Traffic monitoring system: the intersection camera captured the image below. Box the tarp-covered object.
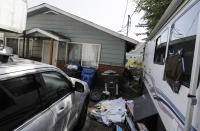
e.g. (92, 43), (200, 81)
(90, 98), (134, 126)
(163, 54), (184, 93)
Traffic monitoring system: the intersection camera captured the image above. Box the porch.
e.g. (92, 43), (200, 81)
(24, 28), (69, 69)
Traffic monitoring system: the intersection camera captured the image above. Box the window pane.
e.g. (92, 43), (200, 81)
(154, 29), (168, 64)
(168, 1), (200, 87)
(58, 42), (66, 60)
(41, 72), (72, 107)
(6, 38), (18, 54)
(68, 44), (82, 64)
(0, 75), (41, 131)
(68, 43), (100, 68)
(81, 44), (99, 68)
(2, 75), (38, 96)
(19, 39), (33, 57)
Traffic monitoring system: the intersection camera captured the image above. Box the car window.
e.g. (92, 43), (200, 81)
(2, 75), (39, 96)
(0, 75), (42, 131)
(40, 72), (73, 107)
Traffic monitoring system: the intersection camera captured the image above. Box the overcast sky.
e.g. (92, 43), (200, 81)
(28, 0), (146, 42)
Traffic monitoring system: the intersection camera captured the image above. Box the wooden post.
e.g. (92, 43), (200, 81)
(49, 39), (54, 65)
(26, 37), (29, 57)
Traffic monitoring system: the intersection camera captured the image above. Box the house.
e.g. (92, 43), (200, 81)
(4, 3), (139, 82)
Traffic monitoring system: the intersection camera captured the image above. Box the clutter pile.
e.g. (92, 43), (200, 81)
(90, 97), (134, 126)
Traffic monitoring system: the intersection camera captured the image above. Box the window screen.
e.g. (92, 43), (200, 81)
(154, 29), (168, 65)
(40, 72), (72, 107)
(168, 1), (200, 87)
(0, 75), (41, 131)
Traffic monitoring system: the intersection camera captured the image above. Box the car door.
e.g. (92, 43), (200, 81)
(0, 74), (55, 131)
(39, 71), (74, 131)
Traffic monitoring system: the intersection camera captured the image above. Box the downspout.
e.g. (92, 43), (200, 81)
(184, 13), (200, 131)
(22, 31), (26, 58)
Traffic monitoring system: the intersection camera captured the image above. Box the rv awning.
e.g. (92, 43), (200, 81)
(25, 28), (69, 42)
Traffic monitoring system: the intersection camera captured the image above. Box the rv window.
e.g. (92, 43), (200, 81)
(154, 29), (168, 65)
(168, 1), (200, 87)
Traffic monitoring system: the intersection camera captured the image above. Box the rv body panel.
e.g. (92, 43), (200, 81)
(0, 0), (27, 33)
(143, 0), (200, 130)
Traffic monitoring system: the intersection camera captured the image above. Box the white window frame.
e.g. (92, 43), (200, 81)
(67, 42), (101, 68)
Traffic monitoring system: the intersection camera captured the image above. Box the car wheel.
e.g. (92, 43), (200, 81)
(76, 99), (88, 130)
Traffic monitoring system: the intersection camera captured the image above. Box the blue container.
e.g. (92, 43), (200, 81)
(81, 68), (96, 89)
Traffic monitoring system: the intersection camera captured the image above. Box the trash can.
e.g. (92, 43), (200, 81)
(66, 62), (82, 79)
(81, 67), (96, 89)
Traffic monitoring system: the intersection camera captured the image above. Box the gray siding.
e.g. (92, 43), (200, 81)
(26, 13), (125, 66)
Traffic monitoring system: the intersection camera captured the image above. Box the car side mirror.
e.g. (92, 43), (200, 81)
(75, 82), (84, 92)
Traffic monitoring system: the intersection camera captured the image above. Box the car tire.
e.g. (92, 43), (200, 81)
(76, 98), (88, 130)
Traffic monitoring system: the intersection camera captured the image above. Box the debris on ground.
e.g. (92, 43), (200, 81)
(137, 123), (148, 131)
(90, 97), (134, 126)
(90, 89), (103, 102)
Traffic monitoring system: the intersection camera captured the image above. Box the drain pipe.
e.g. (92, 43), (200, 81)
(184, 13), (200, 131)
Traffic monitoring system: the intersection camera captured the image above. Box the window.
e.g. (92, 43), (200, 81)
(58, 42), (66, 60)
(0, 75), (42, 131)
(40, 72), (72, 107)
(68, 43), (100, 68)
(6, 38), (33, 57)
(167, 1), (200, 87)
(18, 38), (33, 57)
(154, 29), (168, 65)
(6, 38), (18, 54)
(2, 75), (39, 96)
(0, 33), (4, 49)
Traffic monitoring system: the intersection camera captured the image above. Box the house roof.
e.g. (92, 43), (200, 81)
(25, 28), (69, 42)
(28, 3), (139, 45)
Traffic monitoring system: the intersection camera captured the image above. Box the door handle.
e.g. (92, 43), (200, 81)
(57, 106), (65, 115)
(59, 107), (64, 110)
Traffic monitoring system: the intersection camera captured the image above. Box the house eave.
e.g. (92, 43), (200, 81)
(28, 3), (139, 45)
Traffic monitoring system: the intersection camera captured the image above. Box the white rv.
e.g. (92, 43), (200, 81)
(0, 0), (27, 33)
(142, 0), (200, 131)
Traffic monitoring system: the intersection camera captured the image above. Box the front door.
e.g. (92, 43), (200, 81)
(42, 40), (58, 66)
